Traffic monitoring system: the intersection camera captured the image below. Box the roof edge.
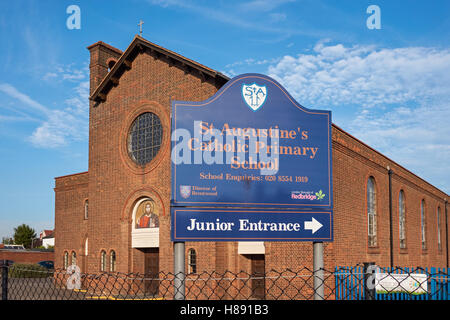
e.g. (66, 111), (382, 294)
(54, 171), (88, 180)
(87, 41), (123, 55)
(89, 35), (229, 102)
(332, 123), (449, 198)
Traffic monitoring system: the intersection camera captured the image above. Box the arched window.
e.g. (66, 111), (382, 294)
(84, 200), (88, 220)
(63, 252), (69, 269)
(127, 112), (163, 166)
(367, 177), (377, 247)
(110, 250), (116, 272)
(188, 249), (197, 274)
(437, 207), (442, 251)
(71, 251), (77, 266)
(84, 238), (88, 256)
(100, 250), (106, 272)
(107, 59), (117, 71)
(421, 200), (426, 250)
(399, 190), (406, 249)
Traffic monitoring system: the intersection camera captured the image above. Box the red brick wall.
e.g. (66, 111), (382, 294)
(0, 250), (54, 264)
(87, 41), (122, 94)
(86, 42), (222, 275)
(54, 171), (88, 271)
(332, 125), (448, 268)
(54, 40), (449, 280)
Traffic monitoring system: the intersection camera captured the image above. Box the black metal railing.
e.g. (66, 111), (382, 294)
(1, 261), (449, 300)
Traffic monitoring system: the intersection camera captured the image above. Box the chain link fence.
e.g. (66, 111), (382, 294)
(335, 265), (450, 300)
(1, 261), (449, 300)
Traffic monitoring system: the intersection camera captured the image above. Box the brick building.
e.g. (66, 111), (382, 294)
(0, 249), (54, 265)
(54, 36), (448, 283)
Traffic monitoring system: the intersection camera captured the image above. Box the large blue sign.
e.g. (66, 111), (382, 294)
(171, 73), (333, 211)
(171, 208), (333, 242)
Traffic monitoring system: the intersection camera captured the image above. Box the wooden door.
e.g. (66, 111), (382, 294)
(250, 254), (265, 299)
(144, 248), (159, 295)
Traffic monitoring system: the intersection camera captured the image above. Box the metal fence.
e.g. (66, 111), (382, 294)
(1, 261), (449, 300)
(335, 265), (450, 300)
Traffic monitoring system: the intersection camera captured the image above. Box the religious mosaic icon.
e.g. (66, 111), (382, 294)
(136, 199), (159, 229)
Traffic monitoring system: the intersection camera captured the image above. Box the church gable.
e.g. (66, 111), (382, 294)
(89, 35), (229, 105)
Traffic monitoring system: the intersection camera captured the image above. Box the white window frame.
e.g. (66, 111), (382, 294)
(188, 248), (197, 274)
(421, 200), (426, 250)
(367, 177), (377, 247)
(110, 250), (116, 272)
(84, 200), (88, 220)
(399, 191), (406, 249)
(100, 250), (106, 272)
(437, 207), (441, 251)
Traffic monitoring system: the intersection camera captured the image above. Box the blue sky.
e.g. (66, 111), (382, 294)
(0, 0), (449, 240)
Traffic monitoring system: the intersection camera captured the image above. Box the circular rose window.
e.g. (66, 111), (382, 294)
(127, 112), (163, 166)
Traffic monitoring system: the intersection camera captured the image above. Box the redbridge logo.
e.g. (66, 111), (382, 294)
(291, 190), (326, 201)
(291, 191), (317, 201)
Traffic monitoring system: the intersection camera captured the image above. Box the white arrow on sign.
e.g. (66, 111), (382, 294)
(304, 217), (323, 234)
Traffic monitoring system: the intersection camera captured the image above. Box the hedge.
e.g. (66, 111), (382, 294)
(8, 263), (54, 278)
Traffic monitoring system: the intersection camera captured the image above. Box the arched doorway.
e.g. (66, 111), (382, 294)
(131, 197), (160, 295)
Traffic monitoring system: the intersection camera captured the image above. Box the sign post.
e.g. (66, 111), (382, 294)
(170, 73), (334, 299)
(173, 241), (185, 300)
(313, 242), (324, 300)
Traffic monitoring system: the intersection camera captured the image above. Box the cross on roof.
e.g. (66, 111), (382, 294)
(138, 20), (144, 37)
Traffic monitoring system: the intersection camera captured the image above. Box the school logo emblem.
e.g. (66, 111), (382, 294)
(242, 83), (267, 111)
(180, 185), (192, 199)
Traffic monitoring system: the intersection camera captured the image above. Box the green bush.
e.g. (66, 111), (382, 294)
(8, 263), (53, 278)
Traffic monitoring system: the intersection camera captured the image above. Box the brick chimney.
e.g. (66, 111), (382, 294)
(87, 41), (123, 96)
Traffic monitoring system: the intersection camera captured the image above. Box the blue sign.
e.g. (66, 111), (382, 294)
(171, 73), (333, 211)
(171, 208), (333, 242)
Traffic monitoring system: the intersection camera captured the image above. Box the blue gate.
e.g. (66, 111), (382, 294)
(335, 266), (450, 300)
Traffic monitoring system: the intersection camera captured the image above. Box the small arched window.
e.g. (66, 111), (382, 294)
(107, 58), (117, 72)
(84, 238), (88, 256)
(188, 249), (197, 274)
(437, 207), (442, 251)
(63, 252), (69, 269)
(100, 250), (107, 272)
(110, 250), (116, 272)
(71, 251), (77, 266)
(399, 190), (406, 249)
(367, 177), (377, 247)
(421, 200), (426, 250)
(84, 200), (88, 220)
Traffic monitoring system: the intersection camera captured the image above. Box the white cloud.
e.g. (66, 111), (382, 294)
(62, 70), (86, 81)
(351, 101), (450, 193)
(0, 83), (50, 117)
(266, 42), (450, 193)
(225, 57), (281, 70)
(239, 0), (295, 12)
(268, 44), (450, 109)
(29, 80), (89, 148)
(148, 0), (181, 7)
(42, 72), (58, 81)
(147, 0), (327, 38)
(0, 64), (89, 149)
(43, 64), (88, 83)
(64, 80), (89, 115)
(30, 121), (67, 148)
